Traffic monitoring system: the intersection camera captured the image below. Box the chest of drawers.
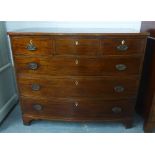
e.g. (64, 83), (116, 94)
(8, 29), (148, 128)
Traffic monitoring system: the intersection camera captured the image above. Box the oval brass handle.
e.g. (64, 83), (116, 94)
(116, 40), (128, 51)
(115, 64), (127, 71)
(114, 85), (124, 93)
(31, 84), (40, 91)
(28, 62), (38, 70)
(112, 107), (122, 114)
(33, 104), (43, 111)
(117, 44), (128, 51)
(26, 40), (37, 51)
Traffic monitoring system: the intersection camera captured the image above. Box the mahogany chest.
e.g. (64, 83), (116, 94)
(8, 28), (148, 128)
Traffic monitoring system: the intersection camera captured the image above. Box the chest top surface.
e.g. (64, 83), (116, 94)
(7, 27), (149, 36)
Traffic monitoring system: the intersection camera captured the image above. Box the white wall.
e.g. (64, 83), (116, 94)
(6, 21), (141, 32)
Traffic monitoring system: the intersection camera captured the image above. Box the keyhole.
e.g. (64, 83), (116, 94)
(30, 39), (33, 44)
(75, 41), (78, 45)
(75, 59), (79, 65)
(75, 102), (79, 107)
(121, 40), (125, 45)
(75, 81), (78, 86)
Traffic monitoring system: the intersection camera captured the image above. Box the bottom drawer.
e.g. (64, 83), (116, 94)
(20, 97), (135, 120)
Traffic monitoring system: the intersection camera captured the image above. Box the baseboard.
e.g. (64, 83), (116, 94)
(0, 94), (18, 123)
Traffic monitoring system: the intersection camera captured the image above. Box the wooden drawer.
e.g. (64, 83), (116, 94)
(21, 97), (135, 120)
(55, 37), (100, 56)
(18, 76), (139, 99)
(101, 38), (146, 55)
(14, 55), (143, 76)
(11, 36), (53, 56)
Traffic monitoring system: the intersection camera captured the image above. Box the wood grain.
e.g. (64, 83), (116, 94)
(101, 38), (146, 55)
(18, 76), (139, 99)
(11, 36), (53, 56)
(20, 96), (135, 119)
(14, 55), (143, 76)
(55, 38), (100, 56)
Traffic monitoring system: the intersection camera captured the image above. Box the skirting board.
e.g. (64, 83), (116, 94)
(0, 94), (18, 123)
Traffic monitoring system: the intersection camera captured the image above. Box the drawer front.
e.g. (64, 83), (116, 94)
(101, 38), (146, 55)
(21, 97), (135, 119)
(55, 38), (100, 55)
(11, 36), (53, 56)
(18, 76), (139, 99)
(14, 55), (143, 76)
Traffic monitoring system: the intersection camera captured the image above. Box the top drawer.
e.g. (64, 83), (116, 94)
(101, 38), (146, 55)
(55, 37), (100, 56)
(11, 36), (53, 56)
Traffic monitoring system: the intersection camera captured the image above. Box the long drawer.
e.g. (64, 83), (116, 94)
(18, 76), (139, 99)
(21, 97), (135, 120)
(14, 55), (143, 76)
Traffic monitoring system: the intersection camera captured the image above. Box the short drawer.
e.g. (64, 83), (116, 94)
(20, 97), (135, 120)
(14, 55), (143, 76)
(18, 76), (139, 99)
(11, 36), (53, 55)
(55, 37), (100, 56)
(101, 38), (146, 55)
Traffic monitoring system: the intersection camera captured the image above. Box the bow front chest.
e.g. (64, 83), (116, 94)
(8, 28), (148, 128)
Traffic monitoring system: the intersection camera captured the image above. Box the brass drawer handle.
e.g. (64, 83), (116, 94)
(117, 40), (128, 51)
(28, 62), (38, 70)
(115, 64), (127, 71)
(26, 40), (37, 51)
(114, 85), (124, 93)
(112, 107), (122, 114)
(31, 84), (40, 91)
(33, 104), (43, 111)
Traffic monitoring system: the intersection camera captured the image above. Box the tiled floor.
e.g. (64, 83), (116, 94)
(0, 104), (145, 133)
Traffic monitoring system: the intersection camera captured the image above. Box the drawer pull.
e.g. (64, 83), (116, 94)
(114, 85), (124, 93)
(31, 84), (40, 91)
(75, 80), (79, 86)
(33, 104), (43, 111)
(75, 41), (79, 45)
(75, 102), (79, 107)
(117, 40), (128, 51)
(26, 40), (37, 51)
(112, 107), (122, 114)
(75, 59), (79, 65)
(28, 62), (38, 70)
(115, 64), (127, 71)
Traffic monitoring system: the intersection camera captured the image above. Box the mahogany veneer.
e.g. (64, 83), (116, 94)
(8, 29), (148, 128)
